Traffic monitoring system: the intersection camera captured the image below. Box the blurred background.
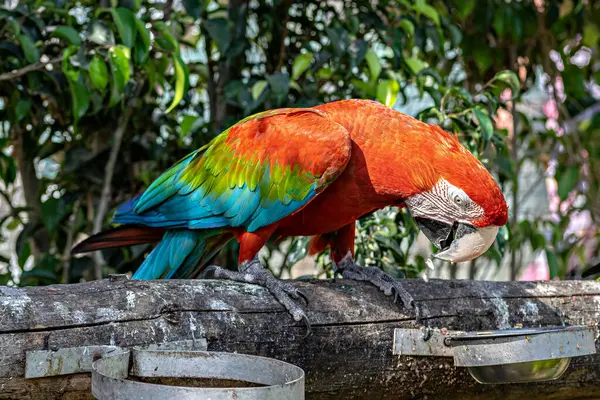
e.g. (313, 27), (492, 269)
(0, 0), (598, 286)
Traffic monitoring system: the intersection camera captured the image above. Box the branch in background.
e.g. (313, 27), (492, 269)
(275, 0), (292, 72)
(163, 0), (174, 20)
(91, 84), (143, 280)
(61, 199), (80, 283)
(508, 43), (521, 281)
(12, 126), (49, 260)
(204, 0), (248, 132)
(0, 58), (61, 81)
(563, 103), (600, 134)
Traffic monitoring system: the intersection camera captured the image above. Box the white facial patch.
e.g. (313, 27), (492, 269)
(405, 178), (484, 224)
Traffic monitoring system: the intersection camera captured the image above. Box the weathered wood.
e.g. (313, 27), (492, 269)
(1, 278), (599, 399)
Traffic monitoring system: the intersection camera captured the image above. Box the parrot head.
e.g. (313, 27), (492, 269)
(403, 125), (508, 263)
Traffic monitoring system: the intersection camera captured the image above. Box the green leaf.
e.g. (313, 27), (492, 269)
(18, 241), (31, 269)
(180, 115), (201, 137)
(365, 48), (381, 81)
(315, 67), (333, 80)
(202, 18), (231, 55)
(405, 57), (425, 74)
(89, 55), (109, 91)
(448, 24), (462, 46)
(289, 80), (301, 93)
(109, 45), (131, 91)
(582, 22), (600, 49)
(546, 250), (559, 279)
(15, 98), (31, 122)
(69, 79), (90, 122)
(6, 217), (20, 231)
(41, 197), (65, 232)
(144, 61), (156, 96)
(376, 80), (400, 107)
(62, 45), (80, 82)
(0, 273), (10, 286)
(51, 26), (82, 45)
(562, 65), (586, 100)
(473, 108), (494, 142)
(154, 28), (178, 53)
(291, 52), (313, 81)
(455, 0), (476, 20)
(557, 166), (579, 200)
(17, 32), (39, 63)
(266, 73), (289, 105)
(182, 0), (205, 19)
(399, 19), (414, 37)
(165, 55), (189, 113)
(492, 7), (506, 37)
(108, 72), (121, 107)
(414, 0), (440, 26)
(251, 80), (268, 100)
(492, 70), (520, 97)
(351, 78), (377, 97)
(133, 18), (150, 65)
(111, 8), (137, 48)
(473, 43), (492, 73)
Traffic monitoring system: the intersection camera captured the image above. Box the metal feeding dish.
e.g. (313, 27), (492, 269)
(393, 326), (596, 384)
(91, 348), (305, 399)
(24, 340), (305, 399)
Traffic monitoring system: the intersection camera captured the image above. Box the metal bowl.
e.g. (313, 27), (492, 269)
(92, 348), (305, 399)
(446, 326), (595, 384)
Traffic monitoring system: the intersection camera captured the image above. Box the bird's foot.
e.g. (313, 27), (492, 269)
(204, 256), (310, 334)
(335, 253), (425, 323)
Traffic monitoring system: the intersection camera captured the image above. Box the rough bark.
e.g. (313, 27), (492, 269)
(1, 278), (600, 400)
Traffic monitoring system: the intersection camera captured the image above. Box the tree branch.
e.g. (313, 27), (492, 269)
(0, 58), (61, 81)
(275, 1), (292, 73)
(12, 126), (49, 260)
(91, 85), (143, 280)
(563, 103), (600, 134)
(61, 199), (80, 284)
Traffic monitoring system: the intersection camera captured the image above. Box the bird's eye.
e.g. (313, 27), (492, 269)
(447, 184), (470, 208)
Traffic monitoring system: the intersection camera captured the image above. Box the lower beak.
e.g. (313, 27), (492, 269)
(415, 217), (499, 263)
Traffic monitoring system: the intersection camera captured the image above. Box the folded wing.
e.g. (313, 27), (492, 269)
(113, 108), (352, 232)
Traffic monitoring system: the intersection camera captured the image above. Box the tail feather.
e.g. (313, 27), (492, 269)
(71, 225), (165, 254)
(132, 229), (233, 280)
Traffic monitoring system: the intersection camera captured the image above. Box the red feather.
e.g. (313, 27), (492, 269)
(71, 225), (165, 254)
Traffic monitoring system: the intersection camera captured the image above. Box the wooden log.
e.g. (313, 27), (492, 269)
(1, 278), (599, 399)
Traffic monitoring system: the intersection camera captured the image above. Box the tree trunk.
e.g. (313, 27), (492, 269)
(1, 278), (599, 399)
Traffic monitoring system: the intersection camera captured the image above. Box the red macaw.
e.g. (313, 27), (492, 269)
(73, 99), (508, 324)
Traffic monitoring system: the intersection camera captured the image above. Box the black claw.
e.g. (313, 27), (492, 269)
(296, 290), (309, 306)
(202, 265), (219, 278)
(391, 287), (399, 304)
(333, 268), (345, 282)
(300, 314), (312, 339)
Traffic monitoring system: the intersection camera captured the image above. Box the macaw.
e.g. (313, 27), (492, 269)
(72, 99), (508, 324)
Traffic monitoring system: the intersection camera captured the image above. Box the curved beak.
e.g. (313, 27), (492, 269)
(415, 217), (499, 263)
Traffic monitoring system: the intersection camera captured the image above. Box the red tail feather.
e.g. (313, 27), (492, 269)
(71, 225), (165, 254)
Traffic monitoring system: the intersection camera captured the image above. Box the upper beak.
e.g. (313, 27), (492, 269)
(415, 217), (499, 263)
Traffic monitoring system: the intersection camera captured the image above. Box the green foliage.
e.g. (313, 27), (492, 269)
(0, 0), (598, 285)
